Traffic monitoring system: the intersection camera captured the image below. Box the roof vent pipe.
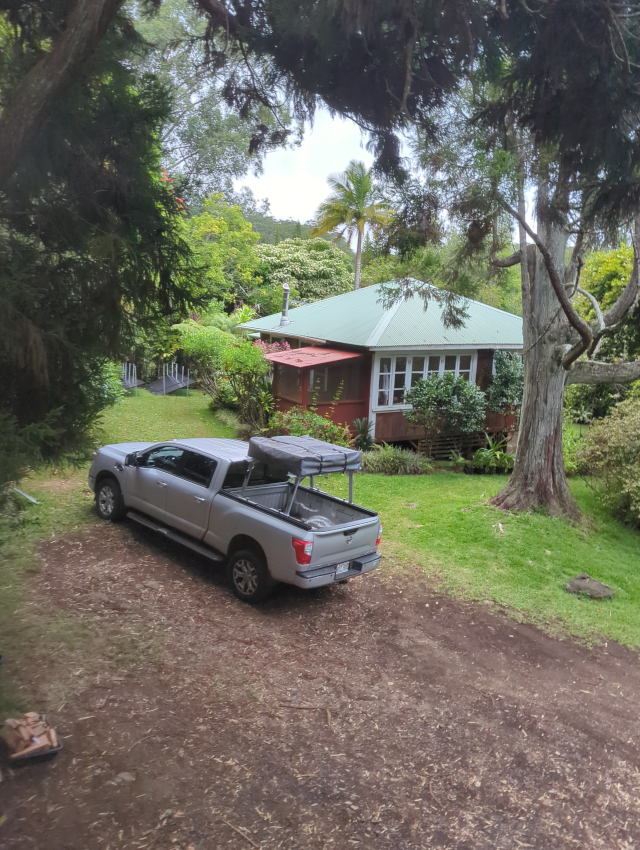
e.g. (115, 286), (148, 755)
(279, 280), (291, 326)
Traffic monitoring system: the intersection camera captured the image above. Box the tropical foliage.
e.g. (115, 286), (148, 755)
(582, 400), (640, 527)
(360, 444), (432, 475)
(313, 160), (392, 289)
(472, 434), (515, 473)
(353, 418), (374, 452)
(485, 352), (524, 413)
(172, 320), (235, 407)
(404, 373), (487, 447)
(270, 407), (352, 447)
(255, 238), (353, 307)
(183, 195), (260, 306)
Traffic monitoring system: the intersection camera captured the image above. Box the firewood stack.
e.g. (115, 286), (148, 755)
(0, 713), (60, 760)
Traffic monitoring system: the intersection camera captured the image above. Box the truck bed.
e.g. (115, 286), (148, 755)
(225, 482), (375, 529)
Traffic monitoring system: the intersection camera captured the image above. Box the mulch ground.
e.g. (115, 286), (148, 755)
(2, 520), (640, 850)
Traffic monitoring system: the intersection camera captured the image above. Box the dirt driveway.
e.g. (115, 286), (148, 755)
(2, 520), (640, 850)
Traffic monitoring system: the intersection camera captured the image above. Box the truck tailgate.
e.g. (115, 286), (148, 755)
(311, 516), (379, 566)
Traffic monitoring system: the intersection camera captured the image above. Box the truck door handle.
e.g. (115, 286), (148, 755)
(194, 496), (206, 502)
(157, 481), (168, 488)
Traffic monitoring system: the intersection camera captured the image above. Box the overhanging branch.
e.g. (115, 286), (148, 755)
(500, 199), (592, 367)
(490, 251), (521, 268)
(0, 0), (123, 192)
(566, 360), (640, 385)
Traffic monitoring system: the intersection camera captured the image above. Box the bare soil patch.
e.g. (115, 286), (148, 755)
(2, 520), (640, 849)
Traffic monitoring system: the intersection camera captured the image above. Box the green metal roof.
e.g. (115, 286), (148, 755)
(240, 281), (523, 349)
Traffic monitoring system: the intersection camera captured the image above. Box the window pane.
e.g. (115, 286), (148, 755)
(180, 452), (217, 487)
(378, 366), (390, 406)
(379, 357), (391, 374)
(392, 387), (405, 404)
(140, 446), (185, 473)
(308, 367), (328, 402)
(395, 356), (407, 373)
(459, 371), (470, 382)
(459, 355), (472, 371)
(412, 356), (425, 373)
(308, 362), (361, 404)
(428, 356), (440, 373)
(411, 373), (423, 387)
(275, 364), (302, 403)
(444, 355), (456, 371)
(394, 373), (406, 389)
(223, 461), (287, 489)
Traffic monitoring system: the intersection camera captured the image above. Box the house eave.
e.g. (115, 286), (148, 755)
(371, 343), (523, 352)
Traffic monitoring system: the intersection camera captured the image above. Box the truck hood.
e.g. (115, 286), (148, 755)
(101, 441), (156, 459)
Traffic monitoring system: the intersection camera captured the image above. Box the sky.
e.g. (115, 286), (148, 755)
(236, 109), (375, 223)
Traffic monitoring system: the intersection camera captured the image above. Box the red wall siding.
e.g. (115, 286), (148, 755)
(272, 351), (371, 436)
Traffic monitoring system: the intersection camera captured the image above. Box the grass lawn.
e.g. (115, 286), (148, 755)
(98, 388), (237, 444)
(319, 471), (640, 648)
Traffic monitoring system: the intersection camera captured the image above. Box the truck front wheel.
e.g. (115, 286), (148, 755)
(95, 477), (126, 522)
(227, 549), (275, 603)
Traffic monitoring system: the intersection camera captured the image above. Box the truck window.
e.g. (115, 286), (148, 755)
(179, 451), (217, 488)
(222, 461), (289, 489)
(139, 446), (185, 474)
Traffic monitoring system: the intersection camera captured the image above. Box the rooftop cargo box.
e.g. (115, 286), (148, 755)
(247, 435), (361, 477)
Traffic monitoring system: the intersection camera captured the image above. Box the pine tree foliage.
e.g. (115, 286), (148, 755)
(0, 7), (201, 484)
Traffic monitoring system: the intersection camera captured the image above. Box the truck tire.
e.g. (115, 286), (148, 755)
(227, 548), (275, 603)
(95, 477), (126, 522)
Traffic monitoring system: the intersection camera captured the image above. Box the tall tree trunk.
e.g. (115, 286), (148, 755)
(354, 227), (363, 289)
(0, 0), (123, 192)
(491, 183), (581, 520)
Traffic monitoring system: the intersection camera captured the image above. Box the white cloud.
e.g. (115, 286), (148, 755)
(236, 109), (374, 223)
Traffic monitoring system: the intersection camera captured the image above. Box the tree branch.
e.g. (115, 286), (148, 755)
(564, 230), (585, 292)
(0, 0), (124, 192)
(195, 0), (239, 35)
(564, 213), (640, 352)
(490, 251), (521, 268)
(500, 199), (592, 367)
(599, 213), (640, 329)
(566, 360), (640, 386)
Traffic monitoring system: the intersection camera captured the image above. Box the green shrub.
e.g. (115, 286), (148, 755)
(485, 351), (523, 412)
(223, 342), (272, 432)
(270, 407), (352, 447)
(562, 416), (587, 476)
(472, 433), (514, 473)
(353, 417), (374, 452)
(361, 444), (432, 475)
(404, 372), (486, 452)
(564, 382), (625, 424)
(582, 400), (640, 525)
(173, 319), (235, 406)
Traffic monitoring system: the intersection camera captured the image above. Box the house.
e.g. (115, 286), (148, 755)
(240, 281), (523, 453)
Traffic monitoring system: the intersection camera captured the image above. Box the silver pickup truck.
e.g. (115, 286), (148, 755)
(88, 435), (381, 602)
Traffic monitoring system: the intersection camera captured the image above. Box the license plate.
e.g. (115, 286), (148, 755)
(336, 562), (350, 574)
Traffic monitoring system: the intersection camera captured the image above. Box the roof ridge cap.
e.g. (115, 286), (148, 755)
(366, 297), (403, 347)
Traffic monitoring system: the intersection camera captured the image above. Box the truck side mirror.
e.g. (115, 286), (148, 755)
(124, 453), (138, 467)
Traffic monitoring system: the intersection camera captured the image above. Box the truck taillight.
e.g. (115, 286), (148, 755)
(292, 537), (313, 565)
(376, 524), (383, 547)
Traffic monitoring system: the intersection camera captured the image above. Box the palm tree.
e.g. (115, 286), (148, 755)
(312, 160), (392, 289)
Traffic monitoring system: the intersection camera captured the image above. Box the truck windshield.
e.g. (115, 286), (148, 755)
(222, 461), (289, 489)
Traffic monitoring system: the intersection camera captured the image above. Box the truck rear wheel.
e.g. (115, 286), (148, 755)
(95, 477), (126, 522)
(227, 549), (274, 603)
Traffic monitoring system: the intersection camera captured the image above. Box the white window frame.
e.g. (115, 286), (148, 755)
(373, 351), (477, 411)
